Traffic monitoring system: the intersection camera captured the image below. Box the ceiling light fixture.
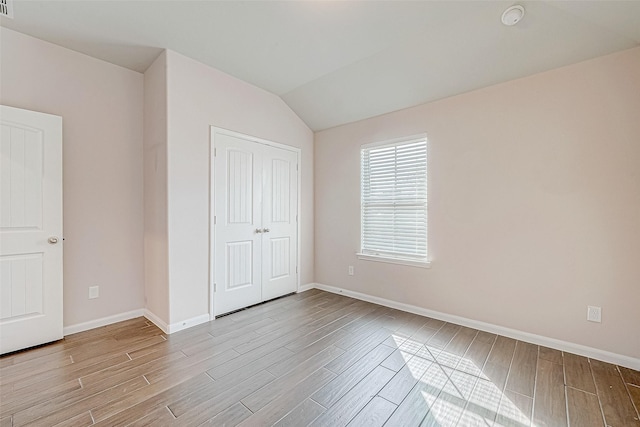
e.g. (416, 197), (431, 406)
(501, 5), (525, 26)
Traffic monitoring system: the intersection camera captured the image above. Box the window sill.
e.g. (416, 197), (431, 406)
(356, 253), (431, 269)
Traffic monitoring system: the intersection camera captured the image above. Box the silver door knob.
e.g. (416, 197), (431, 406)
(255, 228), (263, 234)
(262, 228), (270, 233)
(48, 237), (59, 244)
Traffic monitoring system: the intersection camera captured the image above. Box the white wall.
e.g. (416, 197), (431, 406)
(143, 51), (170, 324)
(164, 50), (314, 325)
(0, 28), (145, 327)
(314, 47), (640, 360)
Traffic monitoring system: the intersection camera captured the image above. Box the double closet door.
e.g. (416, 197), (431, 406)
(213, 129), (298, 316)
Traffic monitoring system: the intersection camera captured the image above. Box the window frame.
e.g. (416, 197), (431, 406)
(357, 134), (431, 269)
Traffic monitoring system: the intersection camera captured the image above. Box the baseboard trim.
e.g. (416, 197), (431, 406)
(166, 314), (211, 334)
(143, 309), (169, 334)
(63, 309), (145, 336)
(297, 282), (316, 293)
(63, 308), (211, 337)
(313, 283), (640, 371)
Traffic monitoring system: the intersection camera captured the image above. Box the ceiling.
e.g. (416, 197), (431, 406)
(2, 1), (639, 131)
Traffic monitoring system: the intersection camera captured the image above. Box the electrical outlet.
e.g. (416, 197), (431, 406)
(348, 266), (354, 276)
(587, 306), (601, 323)
(89, 286), (99, 299)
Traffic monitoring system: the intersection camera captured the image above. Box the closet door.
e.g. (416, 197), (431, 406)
(261, 146), (298, 300)
(212, 128), (299, 316)
(213, 133), (263, 315)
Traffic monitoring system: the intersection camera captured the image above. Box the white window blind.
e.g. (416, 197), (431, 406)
(361, 137), (427, 262)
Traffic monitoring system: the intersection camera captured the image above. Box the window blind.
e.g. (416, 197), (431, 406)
(361, 138), (427, 261)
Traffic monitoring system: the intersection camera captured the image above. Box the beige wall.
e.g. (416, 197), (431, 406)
(0, 28), (145, 327)
(143, 52), (170, 324)
(314, 47), (640, 359)
(165, 50), (314, 324)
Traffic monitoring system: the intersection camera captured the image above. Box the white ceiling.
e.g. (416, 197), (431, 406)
(2, 1), (639, 131)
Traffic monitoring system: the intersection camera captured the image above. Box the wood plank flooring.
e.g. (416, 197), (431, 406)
(1, 289), (639, 426)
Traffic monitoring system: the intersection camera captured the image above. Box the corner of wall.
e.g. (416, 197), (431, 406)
(143, 48), (171, 328)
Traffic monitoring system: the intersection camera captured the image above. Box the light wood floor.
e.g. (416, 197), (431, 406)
(1, 289), (639, 427)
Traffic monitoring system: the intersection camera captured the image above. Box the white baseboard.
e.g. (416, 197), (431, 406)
(144, 309), (211, 335)
(63, 308), (211, 337)
(312, 283), (640, 371)
(143, 309), (169, 334)
(63, 309), (145, 336)
(297, 282), (316, 293)
(166, 314), (211, 334)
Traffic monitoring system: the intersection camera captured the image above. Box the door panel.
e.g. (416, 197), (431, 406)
(270, 158), (291, 223)
(0, 105), (63, 354)
(213, 133), (262, 315)
(269, 237), (290, 279)
(227, 149), (254, 224)
(261, 146), (298, 300)
(226, 240), (254, 289)
(0, 254), (44, 320)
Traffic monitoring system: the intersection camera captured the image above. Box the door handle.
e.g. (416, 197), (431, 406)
(255, 228), (263, 234)
(262, 228), (270, 233)
(48, 236), (59, 244)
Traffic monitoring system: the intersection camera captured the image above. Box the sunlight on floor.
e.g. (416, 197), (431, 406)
(389, 334), (534, 427)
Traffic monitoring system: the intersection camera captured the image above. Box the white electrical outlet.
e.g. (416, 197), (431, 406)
(587, 306), (601, 323)
(89, 286), (99, 299)
(348, 266), (354, 276)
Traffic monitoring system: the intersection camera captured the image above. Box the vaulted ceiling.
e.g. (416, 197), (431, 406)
(2, 1), (639, 131)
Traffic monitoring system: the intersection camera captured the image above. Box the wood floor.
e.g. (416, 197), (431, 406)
(1, 290), (639, 427)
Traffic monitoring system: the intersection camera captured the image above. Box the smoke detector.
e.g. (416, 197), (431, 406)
(0, 0), (14, 19)
(502, 5), (525, 26)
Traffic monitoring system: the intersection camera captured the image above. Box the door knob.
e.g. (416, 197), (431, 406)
(255, 229), (263, 234)
(262, 228), (270, 233)
(48, 237), (59, 244)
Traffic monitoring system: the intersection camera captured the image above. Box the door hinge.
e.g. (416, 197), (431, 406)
(296, 266), (298, 274)
(214, 215), (216, 225)
(214, 283), (217, 292)
(296, 163), (299, 171)
(214, 148), (217, 157)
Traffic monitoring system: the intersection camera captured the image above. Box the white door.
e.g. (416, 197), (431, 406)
(0, 105), (63, 354)
(212, 129), (298, 316)
(213, 132), (263, 315)
(261, 146), (297, 301)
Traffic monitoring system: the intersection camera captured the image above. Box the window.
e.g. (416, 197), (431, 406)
(359, 136), (429, 267)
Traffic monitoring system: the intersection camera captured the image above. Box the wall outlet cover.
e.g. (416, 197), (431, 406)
(587, 306), (601, 323)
